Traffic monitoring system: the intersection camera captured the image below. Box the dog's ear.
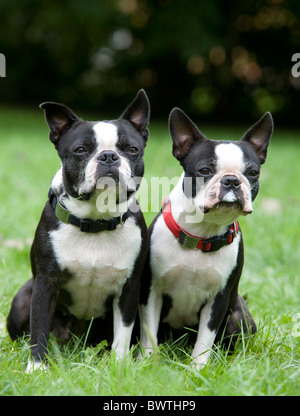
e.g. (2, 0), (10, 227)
(241, 112), (273, 164)
(40, 102), (81, 145)
(169, 108), (207, 162)
(120, 89), (150, 142)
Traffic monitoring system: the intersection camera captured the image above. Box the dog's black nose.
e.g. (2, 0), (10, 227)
(98, 151), (120, 165)
(221, 175), (241, 190)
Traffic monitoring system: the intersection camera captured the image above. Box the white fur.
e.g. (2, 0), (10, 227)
(222, 190), (237, 202)
(50, 216), (141, 321)
(26, 360), (48, 374)
(215, 143), (245, 173)
(51, 166), (63, 193)
(93, 121), (119, 150)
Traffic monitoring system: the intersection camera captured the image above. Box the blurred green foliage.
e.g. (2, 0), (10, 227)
(1, 0), (300, 124)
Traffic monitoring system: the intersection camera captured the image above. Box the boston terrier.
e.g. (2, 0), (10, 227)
(7, 89), (150, 372)
(139, 108), (273, 367)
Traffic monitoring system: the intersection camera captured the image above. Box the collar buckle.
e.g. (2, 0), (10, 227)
(203, 229), (234, 252)
(80, 219), (94, 233)
(178, 229), (199, 249)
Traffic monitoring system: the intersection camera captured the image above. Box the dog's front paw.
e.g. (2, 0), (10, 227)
(190, 350), (211, 370)
(25, 359), (49, 374)
(191, 358), (207, 371)
(138, 346), (156, 359)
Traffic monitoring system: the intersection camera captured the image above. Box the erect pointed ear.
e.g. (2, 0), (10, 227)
(241, 112), (273, 164)
(169, 108), (207, 162)
(40, 102), (81, 145)
(120, 89), (150, 142)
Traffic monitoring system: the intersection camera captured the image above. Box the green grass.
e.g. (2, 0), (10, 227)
(0, 105), (300, 396)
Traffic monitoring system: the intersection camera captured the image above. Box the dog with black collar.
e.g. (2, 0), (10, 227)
(7, 90), (150, 372)
(139, 108), (273, 367)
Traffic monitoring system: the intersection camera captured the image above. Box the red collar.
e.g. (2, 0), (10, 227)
(162, 198), (239, 252)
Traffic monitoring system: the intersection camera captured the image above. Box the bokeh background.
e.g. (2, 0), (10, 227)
(1, 0), (300, 124)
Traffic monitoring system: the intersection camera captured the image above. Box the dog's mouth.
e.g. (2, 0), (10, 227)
(204, 200), (242, 213)
(203, 199), (252, 215)
(78, 172), (136, 205)
(214, 201), (242, 210)
(77, 177), (119, 201)
(202, 184), (254, 215)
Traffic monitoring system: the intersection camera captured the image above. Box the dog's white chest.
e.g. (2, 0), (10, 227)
(50, 217), (141, 320)
(150, 215), (240, 328)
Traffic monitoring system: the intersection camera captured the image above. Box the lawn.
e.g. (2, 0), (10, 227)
(0, 105), (299, 396)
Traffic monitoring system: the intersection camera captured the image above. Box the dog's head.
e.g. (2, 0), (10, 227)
(41, 89), (150, 204)
(169, 108), (273, 225)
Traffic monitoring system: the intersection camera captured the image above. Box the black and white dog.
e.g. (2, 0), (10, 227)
(7, 90), (150, 372)
(140, 108), (273, 367)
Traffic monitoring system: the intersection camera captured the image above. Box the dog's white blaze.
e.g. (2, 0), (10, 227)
(83, 122), (119, 193)
(215, 143), (245, 173)
(92, 121), (131, 179)
(93, 121), (119, 151)
(80, 121), (132, 201)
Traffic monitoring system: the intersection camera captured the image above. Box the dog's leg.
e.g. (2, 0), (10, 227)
(192, 292), (229, 368)
(224, 294), (257, 345)
(111, 263), (143, 359)
(139, 288), (163, 357)
(7, 279), (33, 340)
(192, 298), (217, 368)
(111, 297), (134, 359)
(26, 278), (57, 373)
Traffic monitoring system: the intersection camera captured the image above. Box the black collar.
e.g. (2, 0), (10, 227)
(48, 190), (130, 233)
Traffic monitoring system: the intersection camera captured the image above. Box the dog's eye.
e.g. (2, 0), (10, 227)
(199, 168), (212, 176)
(74, 147), (86, 154)
(129, 146), (139, 154)
(248, 170), (259, 177)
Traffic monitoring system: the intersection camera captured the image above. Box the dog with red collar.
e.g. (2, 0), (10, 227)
(139, 108), (273, 367)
